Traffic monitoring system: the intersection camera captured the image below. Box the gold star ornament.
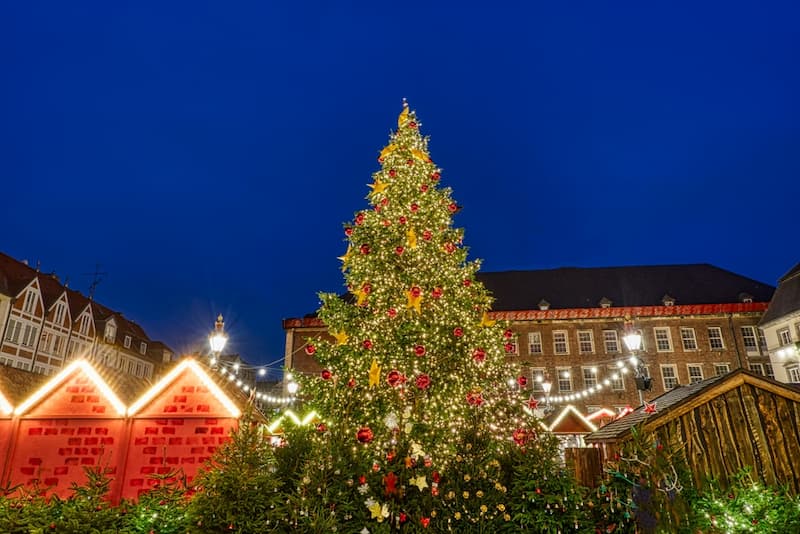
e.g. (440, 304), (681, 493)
(332, 331), (349, 345)
(479, 311), (496, 327)
(368, 359), (381, 388)
(409, 475), (428, 492)
(405, 289), (423, 314)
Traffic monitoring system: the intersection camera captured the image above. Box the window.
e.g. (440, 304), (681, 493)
(23, 290), (37, 314)
(22, 324), (37, 347)
(661, 364), (679, 389)
(603, 330), (619, 353)
(52, 334), (65, 356)
(764, 363), (774, 379)
(506, 335), (518, 354)
(54, 302), (66, 324)
(553, 331), (569, 355)
(79, 315), (91, 336)
(708, 327), (725, 350)
(609, 367), (625, 391)
(653, 327), (673, 352)
(531, 368), (545, 392)
(4, 318), (21, 343)
(758, 330), (768, 350)
(104, 323), (116, 343)
(586, 405), (601, 414)
(40, 331), (52, 352)
(680, 328), (698, 351)
(778, 328), (792, 346)
(789, 367), (800, 383)
(741, 326), (759, 354)
(124, 335), (131, 348)
(687, 364), (704, 383)
(749, 363), (764, 375)
(582, 367), (598, 389)
(714, 363), (730, 376)
(557, 368), (572, 393)
(577, 330), (594, 354)
(140, 342), (147, 355)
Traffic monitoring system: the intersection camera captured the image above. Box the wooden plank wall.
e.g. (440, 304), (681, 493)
(657, 384), (800, 493)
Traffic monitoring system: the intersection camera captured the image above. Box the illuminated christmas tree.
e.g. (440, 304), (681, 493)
(288, 102), (549, 531)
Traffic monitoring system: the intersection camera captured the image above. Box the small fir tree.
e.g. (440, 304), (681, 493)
(121, 469), (190, 534)
(187, 407), (285, 533)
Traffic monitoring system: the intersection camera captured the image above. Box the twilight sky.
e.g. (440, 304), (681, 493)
(2, 2), (798, 374)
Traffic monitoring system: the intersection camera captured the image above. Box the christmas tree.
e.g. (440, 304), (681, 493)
(290, 101), (549, 531)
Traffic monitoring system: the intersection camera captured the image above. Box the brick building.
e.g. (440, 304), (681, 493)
(0, 252), (173, 379)
(283, 264), (774, 414)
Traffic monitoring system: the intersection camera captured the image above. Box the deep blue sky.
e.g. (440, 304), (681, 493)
(2, 2), (798, 373)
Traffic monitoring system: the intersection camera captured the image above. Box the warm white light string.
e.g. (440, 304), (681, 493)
(215, 364), (296, 405)
(526, 355), (646, 406)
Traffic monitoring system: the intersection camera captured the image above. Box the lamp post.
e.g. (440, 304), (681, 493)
(541, 375), (553, 413)
(623, 323), (650, 406)
(208, 314), (228, 365)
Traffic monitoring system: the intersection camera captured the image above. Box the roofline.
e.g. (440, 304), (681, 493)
(284, 302), (769, 328)
(585, 370), (800, 444)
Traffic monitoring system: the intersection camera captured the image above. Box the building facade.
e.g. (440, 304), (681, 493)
(760, 262), (800, 383)
(0, 252), (173, 379)
(283, 264), (774, 415)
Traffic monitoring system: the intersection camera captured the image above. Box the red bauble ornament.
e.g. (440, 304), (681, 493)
(463, 279), (472, 287)
(305, 344), (316, 355)
(420, 184), (429, 192)
(356, 427), (374, 443)
(395, 246), (404, 255)
(386, 370), (406, 387)
(317, 423), (327, 433)
(422, 230), (432, 240)
(387, 308), (397, 318)
(344, 227), (353, 236)
(444, 242), (455, 254)
(408, 120), (417, 129)
(362, 283), (372, 294)
(399, 513), (408, 524)
(415, 374), (431, 389)
(363, 339), (373, 350)
(347, 377), (356, 388)
(453, 327), (463, 337)
(321, 369), (332, 380)
(431, 171), (440, 181)
(406, 159), (414, 166)
(359, 475), (367, 485)
(382, 219), (391, 227)
(472, 347), (486, 363)
(504, 342), (515, 353)
(431, 287), (443, 299)
(398, 216), (407, 224)
(448, 202), (458, 213)
(355, 213), (365, 225)
(410, 203), (419, 213)
(513, 428), (528, 446)
(360, 244), (370, 255)
(374, 204), (382, 213)
(503, 329), (514, 339)
(420, 517), (430, 528)
(432, 471), (440, 483)
(517, 375), (528, 387)
(414, 344), (426, 356)
(389, 169), (397, 177)
(466, 391), (484, 406)
(381, 197), (388, 206)
(410, 285), (422, 297)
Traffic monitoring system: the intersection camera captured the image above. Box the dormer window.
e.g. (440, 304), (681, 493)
(662, 294), (675, 306)
(599, 297), (612, 309)
(140, 342), (147, 355)
(124, 335), (131, 348)
(104, 323), (117, 343)
(538, 299), (550, 311)
(739, 293), (753, 304)
(23, 290), (37, 314)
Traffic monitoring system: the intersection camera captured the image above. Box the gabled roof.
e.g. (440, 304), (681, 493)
(584, 370), (800, 443)
(476, 264), (774, 311)
(759, 262), (800, 326)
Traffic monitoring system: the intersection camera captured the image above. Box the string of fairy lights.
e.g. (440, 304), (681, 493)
(207, 311), (647, 409)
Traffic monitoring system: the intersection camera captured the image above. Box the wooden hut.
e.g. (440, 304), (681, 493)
(584, 369), (800, 493)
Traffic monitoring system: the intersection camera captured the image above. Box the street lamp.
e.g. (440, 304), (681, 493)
(541, 375), (553, 413)
(209, 314), (228, 364)
(623, 323), (650, 406)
